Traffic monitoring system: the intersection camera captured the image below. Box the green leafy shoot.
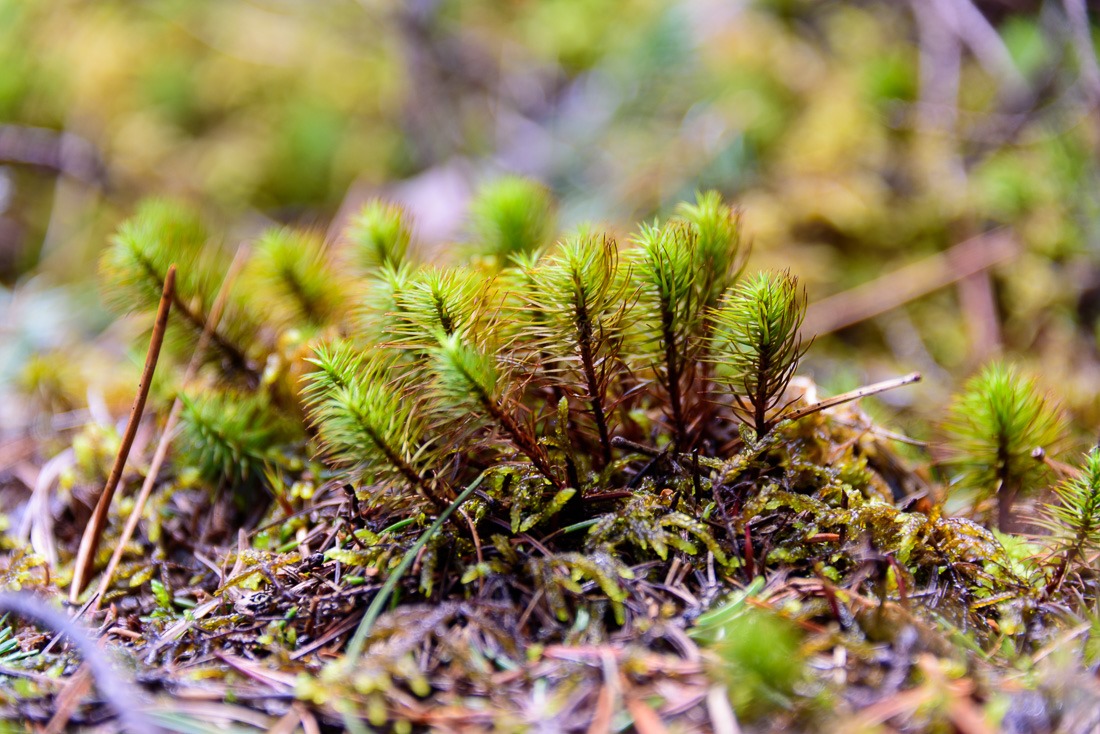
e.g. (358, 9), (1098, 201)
(354, 262), (415, 348)
(344, 199), (413, 272)
(944, 361), (1063, 529)
(467, 176), (556, 264)
(299, 339), (367, 417)
(396, 267), (494, 349)
(630, 221), (701, 447)
(304, 343), (436, 502)
(675, 190), (746, 313)
(1037, 448), (1100, 593)
(99, 199), (207, 314)
(525, 234), (630, 465)
(178, 389), (293, 485)
(99, 199), (258, 377)
(247, 227), (346, 328)
(429, 332), (561, 487)
(711, 270), (807, 440)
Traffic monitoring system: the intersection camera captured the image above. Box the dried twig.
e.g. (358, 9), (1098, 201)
(782, 372), (923, 425)
(91, 246), (250, 612)
(803, 230), (1017, 337)
(70, 266), (175, 602)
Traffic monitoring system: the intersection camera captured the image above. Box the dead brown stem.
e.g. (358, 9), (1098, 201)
(803, 231), (1017, 337)
(91, 247), (251, 612)
(70, 265), (175, 602)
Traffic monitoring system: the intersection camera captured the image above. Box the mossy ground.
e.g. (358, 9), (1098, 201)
(3, 220), (1098, 731)
(3, 4), (1100, 727)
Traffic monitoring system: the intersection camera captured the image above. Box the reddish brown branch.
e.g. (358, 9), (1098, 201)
(70, 265), (175, 601)
(91, 247), (251, 612)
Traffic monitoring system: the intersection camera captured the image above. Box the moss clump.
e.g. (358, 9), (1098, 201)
(18, 177), (1100, 731)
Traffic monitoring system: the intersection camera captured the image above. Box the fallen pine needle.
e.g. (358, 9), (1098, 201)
(783, 372), (922, 424)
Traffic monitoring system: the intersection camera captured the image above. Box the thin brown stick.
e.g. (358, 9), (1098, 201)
(803, 230), (1017, 337)
(43, 664), (92, 734)
(70, 266), (175, 602)
(782, 372), (923, 425)
(957, 269), (1002, 363)
(91, 246), (251, 612)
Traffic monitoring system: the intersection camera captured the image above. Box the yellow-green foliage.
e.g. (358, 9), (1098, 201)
(345, 200), (414, 273)
(944, 361), (1063, 525)
(467, 176), (557, 264)
(1038, 448), (1100, 560)
(94, 179), (1081, 670)
(178, 389), (296, 484)
(246, 228), (348, 329)
(99, 200), (259, 377)
(520, 234), (630, 463)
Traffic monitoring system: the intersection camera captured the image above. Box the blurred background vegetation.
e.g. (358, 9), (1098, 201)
(2, 0), (1100, 439)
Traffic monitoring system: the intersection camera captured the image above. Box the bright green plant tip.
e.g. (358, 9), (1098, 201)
(345, 199), (412, 271)
(398, 267), (489, 345)
(675, 189), (745, 311)
(248, 227), (345, 328)
(304, 347), (427, 486)
(630, 221), (703, 443)
(944, 361), (1062, 504)
(99, 199), (208, 312)
(1038, 447), (1100, 556)
(468, 175), (556, 262)
(524, 233), (628, 462)
(429, 332), (502, 414)
(99, 198), (260, 375)
(711, 270), (806, 439)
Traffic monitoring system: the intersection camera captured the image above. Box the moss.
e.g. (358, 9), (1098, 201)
(21, 178), (1100, 731)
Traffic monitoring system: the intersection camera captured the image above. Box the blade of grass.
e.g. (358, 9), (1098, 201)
(345, 471), (488, 660)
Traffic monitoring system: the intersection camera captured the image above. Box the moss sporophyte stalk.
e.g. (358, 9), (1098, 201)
(48, 176), (1089, 728)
